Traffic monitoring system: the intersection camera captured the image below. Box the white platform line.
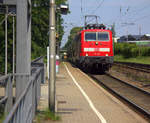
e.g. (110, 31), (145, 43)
(77, 68), (119, 100)
(64, 63), (107, 123)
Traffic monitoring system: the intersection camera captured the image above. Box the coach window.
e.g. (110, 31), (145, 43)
(98, 32), (109, 41)
(85, 32), (96, 41)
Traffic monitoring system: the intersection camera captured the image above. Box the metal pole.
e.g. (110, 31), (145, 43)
(13, 15), (15, 82)
(139, 25), (141, 35)
(127, 27), (128, 41)
(5, 6), (8, 75)
(16, 0), (31, 100)
(49, 0), (56, 112)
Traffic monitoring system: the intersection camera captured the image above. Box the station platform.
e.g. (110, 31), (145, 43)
(38, 62), (148, 123)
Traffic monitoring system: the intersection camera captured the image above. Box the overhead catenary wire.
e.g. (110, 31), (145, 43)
(90, 0), (104, 14)
(85, 16), (100, 26)
(111, 4), (150, 33)
(116, 12), (150, 31)
(81, 0), (83, 16)
(131, 13), (150, 23)
(105, 0), (125, 26)
(119, 13), (150, 27)
(78, 0), (105, 26)
(69, 0), (84, 27)
(80, 0), (85, 26)
(119, 5), (149, 24)
(84, 0), (104, 25)
(107, 3), (150, 28)
(125, 4), (150, 18)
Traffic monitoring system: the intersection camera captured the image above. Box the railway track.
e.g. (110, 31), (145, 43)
(113, 61), (150, 73)
(90, 73), (150, 119)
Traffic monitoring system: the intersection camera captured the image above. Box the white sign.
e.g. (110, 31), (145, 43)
(47, 47), (49, 79)
(2, 0), (16, 5)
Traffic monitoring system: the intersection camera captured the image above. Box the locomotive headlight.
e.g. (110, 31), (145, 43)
(86, 53), (88, 56)
(95, 42), (98, 45)
(106, 54), (108, 56)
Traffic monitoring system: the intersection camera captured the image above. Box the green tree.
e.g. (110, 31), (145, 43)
(63, 27), (82, 50)
(0, 15), (14, 73)
(31, 0), (67, 59)
(0, 0), (67, 73)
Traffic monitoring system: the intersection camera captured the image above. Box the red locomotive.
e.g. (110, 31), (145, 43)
(67, 16), (114, 73)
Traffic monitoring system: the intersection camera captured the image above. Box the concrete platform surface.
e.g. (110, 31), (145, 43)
(38, 62), (148, 123)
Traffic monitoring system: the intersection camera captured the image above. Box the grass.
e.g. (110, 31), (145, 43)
(34, 109), (60, 123)
(0, 116), (4, 123)
(0, 105), (4, 123)
(0, 113), (5, 123)
(114, 55), (150, 64)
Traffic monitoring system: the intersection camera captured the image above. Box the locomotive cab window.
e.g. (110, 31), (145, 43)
(84, 32), (109, 41)
(85, 32), (96, 41)
(98, 32), (109, 41)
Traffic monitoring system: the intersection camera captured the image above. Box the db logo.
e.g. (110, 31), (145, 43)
(95, 48), (99, 51)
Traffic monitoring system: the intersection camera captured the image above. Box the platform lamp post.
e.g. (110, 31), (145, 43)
(49, 0), (56, 112)
(49, 0), (69, 112)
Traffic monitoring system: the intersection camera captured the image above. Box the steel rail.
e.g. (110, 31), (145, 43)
(106, 73), (150, 95)
(114, 61), (150, 68)
(113, 61), (150, 73)
(90, 74), (150, 119)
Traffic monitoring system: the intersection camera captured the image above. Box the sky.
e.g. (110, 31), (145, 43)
(61, 0), (150, 47)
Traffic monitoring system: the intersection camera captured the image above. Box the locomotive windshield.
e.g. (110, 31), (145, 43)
(85, 32), (109, 41)
(98, 32), (109, 41)
(85, 32), (96, 41)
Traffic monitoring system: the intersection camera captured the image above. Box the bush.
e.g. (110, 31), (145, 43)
(114, 43), (150, 58)
(114, 43), (122, 55)
(140, 47), (150, 56)
(131, 47), (139, 57)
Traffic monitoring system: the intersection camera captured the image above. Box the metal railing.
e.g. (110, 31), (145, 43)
(0, 75), (13, 114)
(0, 56), (45, 123)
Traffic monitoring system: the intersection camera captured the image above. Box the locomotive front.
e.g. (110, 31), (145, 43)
(79, 28), (114, 72)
